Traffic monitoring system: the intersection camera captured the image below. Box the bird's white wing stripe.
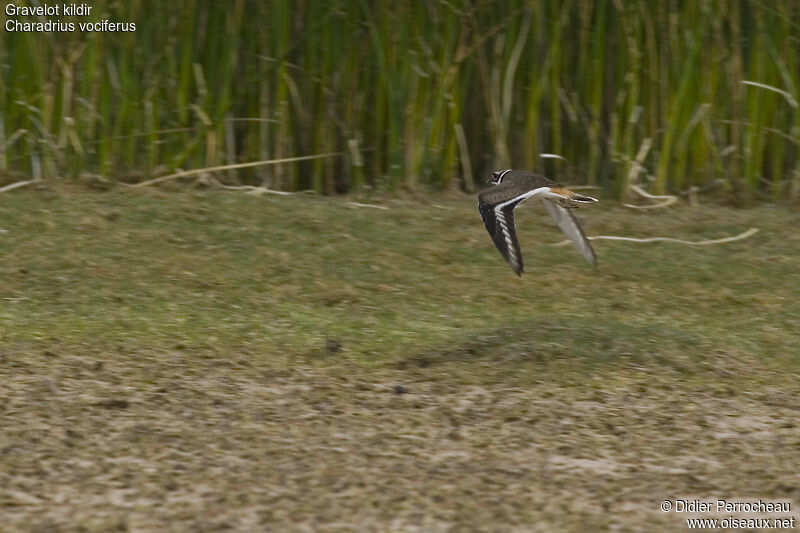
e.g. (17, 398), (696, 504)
(494, 186), (551, 211)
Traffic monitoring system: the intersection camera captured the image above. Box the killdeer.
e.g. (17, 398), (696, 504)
(478, 169), (598, 276)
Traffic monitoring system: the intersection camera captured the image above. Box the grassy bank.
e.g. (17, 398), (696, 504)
(1, 186), (799, 364)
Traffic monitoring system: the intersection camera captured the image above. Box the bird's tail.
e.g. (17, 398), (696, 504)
(549, 187), (598, 206)
(569, 192), (598, 204)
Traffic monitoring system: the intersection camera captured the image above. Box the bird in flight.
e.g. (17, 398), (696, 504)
(477, 169), (598, 276)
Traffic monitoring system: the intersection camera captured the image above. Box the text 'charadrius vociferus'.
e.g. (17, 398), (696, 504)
(477, 169), (598, 276)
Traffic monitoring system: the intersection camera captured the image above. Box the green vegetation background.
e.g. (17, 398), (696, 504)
(2, 1), (800, 198)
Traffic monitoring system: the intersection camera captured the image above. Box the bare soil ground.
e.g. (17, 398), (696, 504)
(2, 345), (799, 532)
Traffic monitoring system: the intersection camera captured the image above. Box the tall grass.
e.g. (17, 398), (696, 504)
(1, 0), (799, 199)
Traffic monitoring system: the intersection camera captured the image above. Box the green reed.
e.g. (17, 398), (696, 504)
(1, 0), (799, 199)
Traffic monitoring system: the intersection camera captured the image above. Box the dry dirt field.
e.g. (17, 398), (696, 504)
(3, 345), (799, 532)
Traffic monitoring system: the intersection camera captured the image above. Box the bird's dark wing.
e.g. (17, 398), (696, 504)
(478, 197), (526, 275)
(543, 200), (597, 265)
